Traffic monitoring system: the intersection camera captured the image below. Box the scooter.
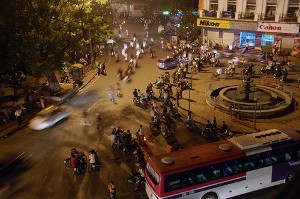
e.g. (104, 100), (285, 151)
(136, 132), (147, 146)
(125, 170), (145, 184)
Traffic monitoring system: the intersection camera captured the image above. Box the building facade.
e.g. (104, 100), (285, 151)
(197, 0), (300, 51)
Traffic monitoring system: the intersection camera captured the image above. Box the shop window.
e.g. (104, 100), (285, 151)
(240, 32), (255, 46)
(261, 34), (274, 46)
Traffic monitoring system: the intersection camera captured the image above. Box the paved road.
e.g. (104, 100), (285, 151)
(1, 20), (299, 199)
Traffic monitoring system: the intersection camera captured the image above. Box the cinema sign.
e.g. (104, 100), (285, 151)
(257, 22), (299, 34)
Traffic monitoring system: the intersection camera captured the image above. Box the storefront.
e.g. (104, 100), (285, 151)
(198, 18), (300, 50)
(257, 22), (300, 50)
(197, 18), (231, 45)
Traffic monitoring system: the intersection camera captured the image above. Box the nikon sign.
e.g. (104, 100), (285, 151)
(197, 18), (230, 29)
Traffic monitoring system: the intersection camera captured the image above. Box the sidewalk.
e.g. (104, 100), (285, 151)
(0, 67), (99, 141)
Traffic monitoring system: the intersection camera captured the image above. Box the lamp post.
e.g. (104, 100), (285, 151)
(188, 71), (192, 112)
(254, 97), (257, 130)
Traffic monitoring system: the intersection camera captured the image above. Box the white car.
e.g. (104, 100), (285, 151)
(29, 105), (72, 130)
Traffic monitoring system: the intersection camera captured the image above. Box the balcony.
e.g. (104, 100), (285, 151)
(279, 13), (298, 23)
(221, 11), (235, 19)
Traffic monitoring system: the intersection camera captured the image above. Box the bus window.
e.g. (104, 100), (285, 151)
(146, 163), (160, 185)
(297, 149), (300, 158)
(210, 165), (221, 179)
(230, 159), (243, 173)
(285, 153), (292, 161)
(196, 173), (207, 183)
(165, 171), (196, 192)
(244, 161), (255, 171)
(222, 163), (233, 177)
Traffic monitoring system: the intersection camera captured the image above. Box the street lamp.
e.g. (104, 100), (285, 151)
(188, 67), (193, 112)
(254, 97), (257, 130)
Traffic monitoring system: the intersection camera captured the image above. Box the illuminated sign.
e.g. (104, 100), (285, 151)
(257, 22), (299, 34)
(197, 18), (230, 29)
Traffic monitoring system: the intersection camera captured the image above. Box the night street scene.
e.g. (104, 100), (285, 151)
(1, 0), (300, 199)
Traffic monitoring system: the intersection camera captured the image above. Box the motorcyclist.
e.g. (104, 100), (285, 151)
(220, 121), (228, 135)
(133, 89), (139, 102)
(185, 112), (195, 128)
(139, 93), (147, 106)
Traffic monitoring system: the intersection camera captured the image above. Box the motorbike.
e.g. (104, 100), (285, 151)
(133, 96), (148, 108)
(146, 90), (155, 101)
(136, 132), (147, 146)
(125, 170), (145, 185)
(153, 80), (164, 89)
(170, 106), (180, 118)
(112, 134), (125, 150)
(123, 140), (139, 156)
(184, 116), (196, 130)
(64, 151), (87, 175)
(160, 122), (171, 138)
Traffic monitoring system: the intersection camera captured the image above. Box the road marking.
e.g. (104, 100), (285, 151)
(87, 97), (103, 111)
(80, 75), (99, 92)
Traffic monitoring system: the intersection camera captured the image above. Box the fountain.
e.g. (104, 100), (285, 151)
(206, 77), (293, 118)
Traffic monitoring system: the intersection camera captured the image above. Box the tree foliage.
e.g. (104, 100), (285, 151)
(0, 0), (113, 75)
(176, 12), (201, 42)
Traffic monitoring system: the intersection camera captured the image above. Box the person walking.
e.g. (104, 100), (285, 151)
(40, 94), (45, 109)
(108, 86), (115, 102)
(88, 150), (96, 172)
(116, 83), (122, 97)
(96, 113), (101, 131)
(108, 181), (116, 199)
(82, 110), (91, 126)
(15, 106), (22, 125)
(176, 91), (180, 107)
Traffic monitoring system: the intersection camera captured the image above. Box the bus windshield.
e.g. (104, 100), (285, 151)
(146, 162), (160, 185)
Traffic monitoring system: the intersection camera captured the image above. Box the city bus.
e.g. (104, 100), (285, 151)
(145, 128), (300, 199)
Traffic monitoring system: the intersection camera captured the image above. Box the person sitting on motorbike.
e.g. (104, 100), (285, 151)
(248, 63), (254, 75)
(186, 112), (194, 125)
(124, 130), (132, 144)
(137, 125), (144, 136)
(70, 153), (77, 169)
(133, 89), (139, 102)
(135, 148), (145, 167)
(139, 93), (147, 106)
(151, 116), (160, 126)
(220, 121), (228, 135)
(146, 83), (153, 93)
(205, 120), (212, 133)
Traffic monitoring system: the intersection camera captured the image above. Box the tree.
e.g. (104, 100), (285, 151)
(0, 0), (113, 92)
(175, 11), (201, 42)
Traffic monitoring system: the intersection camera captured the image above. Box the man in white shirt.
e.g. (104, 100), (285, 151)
(15, 106), (22, 125)
(88, 151), (96, 172)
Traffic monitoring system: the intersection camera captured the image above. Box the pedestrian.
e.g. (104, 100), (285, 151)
(176, 91), (180, 106)
(116, 83), (122, 97)
(108, 86), (115, 102)
(82, 110), (91, 126)
(220, 121), (228, 134)
(15, 106), (22, 125)
(118, 30), (122, 39)
(96, 113), (101, 130)
(126, 29), (129, 36)
(40, 94), (45, 109)
(212, 117), (217, 133)
(130, 40), (134, 48)
(13, 87), (18, 103)
(108, 181), (116, 199)
(88, 150), (96, 172)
